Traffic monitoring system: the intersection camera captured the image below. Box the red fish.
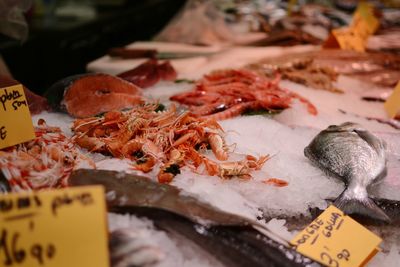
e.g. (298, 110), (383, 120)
(49, 73), (143, 118)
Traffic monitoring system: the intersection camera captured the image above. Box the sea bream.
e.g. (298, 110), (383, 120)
(304, 122), (390, 222)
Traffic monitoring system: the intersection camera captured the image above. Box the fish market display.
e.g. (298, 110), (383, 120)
(117, 59), (177, 88)
(0, 119), (94, 191)
(170, 69), (317, 120)
(304, 122), (390, 222)
(253, 50), (400, 88)
(71, 104), (269, 183)
(0, 75), (51, 114)
(247, 57), (341, 93)
(46, 73), (143, 118)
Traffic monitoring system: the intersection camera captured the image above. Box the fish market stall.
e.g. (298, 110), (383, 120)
(9, 43), (398, 266)
(1, 2), (400, 267)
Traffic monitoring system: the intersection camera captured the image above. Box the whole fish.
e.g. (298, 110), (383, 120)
(69, 169), (317, 267)
(304, 122), (390, 222)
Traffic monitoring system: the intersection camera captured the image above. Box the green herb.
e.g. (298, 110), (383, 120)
(133, 151), (147, 164)
(242, 109), (282, 116)
(95, 112), (106, 118)
(155, 103), (166, 112)
(136, 158), (147, 164)
(174, 79), (195, 84)
(164, 164), (181, 175)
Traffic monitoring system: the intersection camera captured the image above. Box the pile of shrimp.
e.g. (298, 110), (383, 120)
(0, 119), (95, 192)
(170, 69), (317, 120)
(71, 104), (270, 183)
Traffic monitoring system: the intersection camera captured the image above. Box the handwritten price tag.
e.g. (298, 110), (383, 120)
(332, 27), (366, 52)
(384, 81), (400, 118)
(324, 2), (378, 52)
(0, 84), (35, 149)
(290, 205), (382, 267)
(0, 186), (109, 267)
(354, 2), (379, 34)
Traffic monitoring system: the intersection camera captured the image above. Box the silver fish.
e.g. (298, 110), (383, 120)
(110, 228), (165, 267)
(304, 122), (390, 222)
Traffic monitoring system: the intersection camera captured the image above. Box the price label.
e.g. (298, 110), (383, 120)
(287, 0), (297, 16)
(290, 205), (382, 267)
(0, 84), (35, 149)
(0, 186), (109, 267)
(354, 2), (379, 34)
(332, 27), (366, 52)
(384, 81), (400, 118)
(324, 2), (379, 52)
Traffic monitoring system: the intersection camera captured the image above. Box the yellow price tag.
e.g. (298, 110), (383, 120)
(287, 0), (297, 16)
(325, 2), (379, 52)
(384, 81), (400, 118)
(354, 2), (379, 34)
(0, 84), (35, 149)
(332, 27), (366, 52)
(352, 13), (375, 41)
(290, 205), (382, 267)
(0, 186), (109, 267)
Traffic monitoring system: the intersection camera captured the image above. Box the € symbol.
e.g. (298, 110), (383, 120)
(0, 126), (6, 140)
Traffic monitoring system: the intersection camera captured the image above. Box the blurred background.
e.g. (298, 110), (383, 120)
(1, 0), (399, 94)
(0, 0), (186, 93)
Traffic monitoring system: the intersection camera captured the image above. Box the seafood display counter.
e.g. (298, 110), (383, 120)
(1, 42), (400, 267)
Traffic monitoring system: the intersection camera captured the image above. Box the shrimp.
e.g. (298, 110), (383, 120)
(263, 178), (288, 187)
(203, 102), (259, 121)
(207, 133), (228, 161)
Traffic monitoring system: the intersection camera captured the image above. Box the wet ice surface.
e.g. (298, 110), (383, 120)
(276, 77), (397, 133)
(32, 111), (74, 136)
(108, 213), (224, 267)
(171, 115), (400, 220)
(142, 81), (192, 104)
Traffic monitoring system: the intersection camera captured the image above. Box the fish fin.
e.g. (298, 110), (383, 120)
(334, 192), (391, 223)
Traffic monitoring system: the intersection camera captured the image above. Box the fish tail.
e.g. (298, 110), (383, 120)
(334, 191), (391, 222)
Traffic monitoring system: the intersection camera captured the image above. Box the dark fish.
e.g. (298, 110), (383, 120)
(69, 169), (316, 267)
(111, 206), (316, 267)
(68, 169), (268, 228)
(304, 122), (390, 222)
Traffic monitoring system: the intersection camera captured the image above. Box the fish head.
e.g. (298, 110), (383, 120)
(324, 122), (363, 133)
(323, 122), (387, 151)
